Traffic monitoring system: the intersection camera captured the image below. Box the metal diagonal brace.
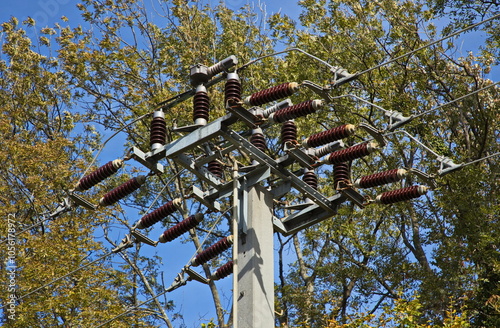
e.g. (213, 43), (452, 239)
(274, 193), (346, 236)
(221, 128), (336, 213)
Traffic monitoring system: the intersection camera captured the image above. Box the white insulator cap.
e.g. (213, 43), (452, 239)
(196, 84), (207, 93)
(395, 168), (407, 179)
(366, 141), (379, 153)
(153, 110), (165, 119)
(417, 185), (429, 195)
(345, 124), (356, 135)
(252, 127), (263, 135)
(112, 159), (124, 169)
(289, 81), (300, 91)
(243, 95), (253, 106)
(311, 99), (325, 110)
(171, 197), (183, 208)
(227, 72), (240, 81)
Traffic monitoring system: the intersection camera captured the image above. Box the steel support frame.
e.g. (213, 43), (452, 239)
(128, 110), (353, 327)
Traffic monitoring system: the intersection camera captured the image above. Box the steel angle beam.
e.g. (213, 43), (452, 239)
(131, 230), (158, 247)
(174, 153), (224, 188)
(157, 74), (226, 111)
(203, 165), (270, 201)
(275, 193), (345, 236)
(69, 193), (96, 210)
(226, 104), (260, 129)
(195, 144), (237, 167)
(160, 113), (241, 160)
(191, 186), (221, 212)
(285, 147), (316, 169)
(221, 129), (335, 212)
(129, 146), (165, 174)
(165, 119), (226, 158)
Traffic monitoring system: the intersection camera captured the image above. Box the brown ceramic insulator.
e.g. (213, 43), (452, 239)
(211, 261), (233, 280)
(244, 82), (299, 106)
(135, 198), (182, 229)
(99, 175), (146, 207)
(75, 159), (123, 191)
(302, 171), (318, 190)
(303, 124), (356, 148)
(326, 142), (378, 165)
(354, 169), (407, 189)
(272, 100), (323, 124)
(191, 235), (234, 267)
(250, 132), (267, 152)
(193, 90), (210, 123)
(281, 120), (297, 146)
(150, 113), (167, 149)
(159, 213), (203, 243)
(375, 185), (428, 204)
(224, 74), (242, 106)
(207, 160), (224, 179)
(333, 162), (350, 187)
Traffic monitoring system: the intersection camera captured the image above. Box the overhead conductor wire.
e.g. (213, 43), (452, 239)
(96, 14), (500, 328)
(356, 13), (500, 76)
(15, 10), (500, 324)
(0, 252), (113, 310)
(94, 207), (232, 328)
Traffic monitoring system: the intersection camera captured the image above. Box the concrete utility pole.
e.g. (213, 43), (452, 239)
(116, 54), (432, 327)
(236, 185), (274, 327)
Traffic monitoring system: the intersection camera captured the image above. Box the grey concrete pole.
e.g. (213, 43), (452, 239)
(236, 184), (274, 327)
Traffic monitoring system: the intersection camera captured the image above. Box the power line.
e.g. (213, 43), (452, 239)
(235, 13), (500, 83)
(413, 81), (500, 119)
(0, 252), (113, 310)
(94, 206), (232, 327)
(357, 13), (500, 76)
(94, 275), (181, 328)
(79, 112), (152, 180)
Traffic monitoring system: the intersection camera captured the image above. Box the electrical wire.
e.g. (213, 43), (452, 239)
(185, 206), (233, 266)
(238, 47), (336, 72)
(94, 206), (233, 328)
(0, 216), (52, 244)
(79, 112), (152, 180)
(94, 284), (172, 328)
(331, 93), (392, 113)
(412, 81), (500, 119)
(332, 81), (499, 131)
(0, 252), (113, 310)
(462, 152), (500, 167)
(235, 13), (500, 81)
(357, 13), (500, 76)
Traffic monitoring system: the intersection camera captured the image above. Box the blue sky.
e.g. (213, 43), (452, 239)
(0, 0), (301, 28)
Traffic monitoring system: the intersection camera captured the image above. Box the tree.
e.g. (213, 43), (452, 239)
(269, 0), (500, 326)
(0, 17), (138, 327)
(1, 0), (499, 327)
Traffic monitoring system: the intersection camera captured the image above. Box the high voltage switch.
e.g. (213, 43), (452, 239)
(18, 17), (499, 326)
(63, 50), (479, 328)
